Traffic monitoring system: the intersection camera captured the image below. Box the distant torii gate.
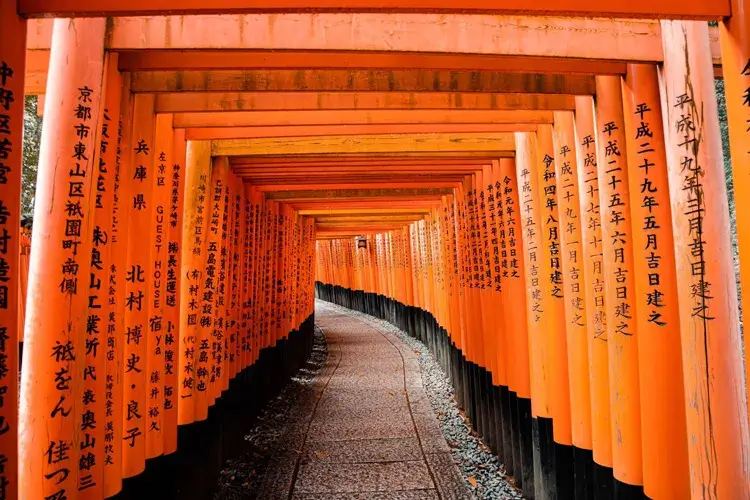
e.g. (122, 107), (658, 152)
(1, 1), (750, 499)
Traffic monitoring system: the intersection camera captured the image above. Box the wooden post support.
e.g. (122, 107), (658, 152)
(81, 52), (122, 500)
(621, 63), (691, 500)
(105, 71), (134, 497)
(515, 131), (551, 498)
(552, 110), (594, 497)
(661, 19), (750, 499)
(178, 140), (212, 425)
(573, 95), (614, 495)
(536, 123), (574, 498)
(720, 0), (750, 424)
(594, 75), (644, 495)
(122, 93), (156, 478)
(163, 128), (186, 454)
(19, 17), (106, 500)
(0, 3), (25, 499)
(145, 112), (174, 459)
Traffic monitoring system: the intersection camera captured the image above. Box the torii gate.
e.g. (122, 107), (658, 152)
(1, 1), (750, 499)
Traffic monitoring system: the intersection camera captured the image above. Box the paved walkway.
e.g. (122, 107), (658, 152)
(257, 301), (472, 499)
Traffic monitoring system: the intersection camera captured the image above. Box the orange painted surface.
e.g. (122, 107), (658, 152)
(19, 17), (106, 500)
(573, 95), (612, 468)
(661, 19), (750, 499)
(514, 132), (551, 419)
(594, 75), (643, 486)
(173, 110), (554, 129)
(621, 63), (690, 499)
(178, 140), (213, 425)
(536, 124), (572, 446)
(552, 111), (592, 451)
(497, 158), (531, 399)
(122, 93), (156, 478)
(0, 3), (24, 499)
(163, 128), (186, 454)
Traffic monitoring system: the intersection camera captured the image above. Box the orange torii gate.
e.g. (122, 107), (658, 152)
(1, 1), (750, 499)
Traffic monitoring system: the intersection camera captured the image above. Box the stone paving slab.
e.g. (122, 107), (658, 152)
(260, 302), (472, 499)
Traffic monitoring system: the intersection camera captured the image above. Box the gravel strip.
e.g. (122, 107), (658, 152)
(332, 303), (523, 500)
(213, 326), (328, 500)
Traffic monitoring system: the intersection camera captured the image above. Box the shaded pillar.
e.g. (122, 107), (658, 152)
(573, 95), (614, 497)
(661, 19), (750, 499)
(177, 140), (213, 426)
(552, 110), (595, 499)
(19, 17), (106, 500)
(594, 75), (644, 497)
(621, 63), (691, 500)
(515, 131), (551, 500)
(0, 3), (25, 499)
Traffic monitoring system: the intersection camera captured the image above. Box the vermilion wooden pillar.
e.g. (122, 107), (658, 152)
(594, 75), (644, 496)
(163, 128), (186, 454)
(123, 93), (156, 478)
(661, 20), (750, 499)
(81, 52), (122, 500)
(621, 63), (691, 500)
(145, 113), (174, 459)
(720, 0), (750, 424)
(552, 110), (594, 498)
(536, 124), (574, 498)
(573, 95), (614, 495)
(515, 131), (550, 499)
(0, 3), (25, 499)
(178, 140), (212, 425)
(105, 71), (134, 498)
(20, 17), (106, 500)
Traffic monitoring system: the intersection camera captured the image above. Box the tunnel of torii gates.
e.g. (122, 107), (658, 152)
(6, 2), (750, 500)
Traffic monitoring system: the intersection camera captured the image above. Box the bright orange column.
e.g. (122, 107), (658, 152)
(80, 53), (122, 500)
(536, 124), (573, 454)
(145, 112), (173, 459)
(552, 111), (593, 455)
(621, 63), (691, 499)
(123, 93), (156, 478)
(105, 71), (134, 497)
(20, 17), (106, 500)
(0, 3), (25, 498)
(720, 0), (750, 425)
(594, 75), (643, 490)
(202, 156), (228, 411)
(574, 95), (613, 477)
(178, 140), (212, 425)
(661, 19), (750, 498)
(163, 128), (186, 454)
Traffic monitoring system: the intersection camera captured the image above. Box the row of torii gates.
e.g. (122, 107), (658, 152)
(2, 0), (750, 499)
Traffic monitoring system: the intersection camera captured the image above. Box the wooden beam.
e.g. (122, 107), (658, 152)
(298, 208), (432, 215)
(118, 50), (625, 74)
(173, 110), (554, 128)
(24, 17), (726, 65)
(185, 124), (537, 140)
(154, 91), (577, 113)
(230, 158), (492, 166)
(19, 5), (726, 22)
(212, 132), (514, 156)
(131, 70), (595, 94)
(265, 187), (453, 200)
(250, 179), (465, 189)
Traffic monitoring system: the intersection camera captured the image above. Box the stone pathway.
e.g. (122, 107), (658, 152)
(257, 301), (472, 499)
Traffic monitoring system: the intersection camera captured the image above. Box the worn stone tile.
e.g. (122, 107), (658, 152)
(412, 411), (451, 454)
(294, 461), (434, 494)
(424, 453), (473, 500)
(302, 437), (423, 463)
